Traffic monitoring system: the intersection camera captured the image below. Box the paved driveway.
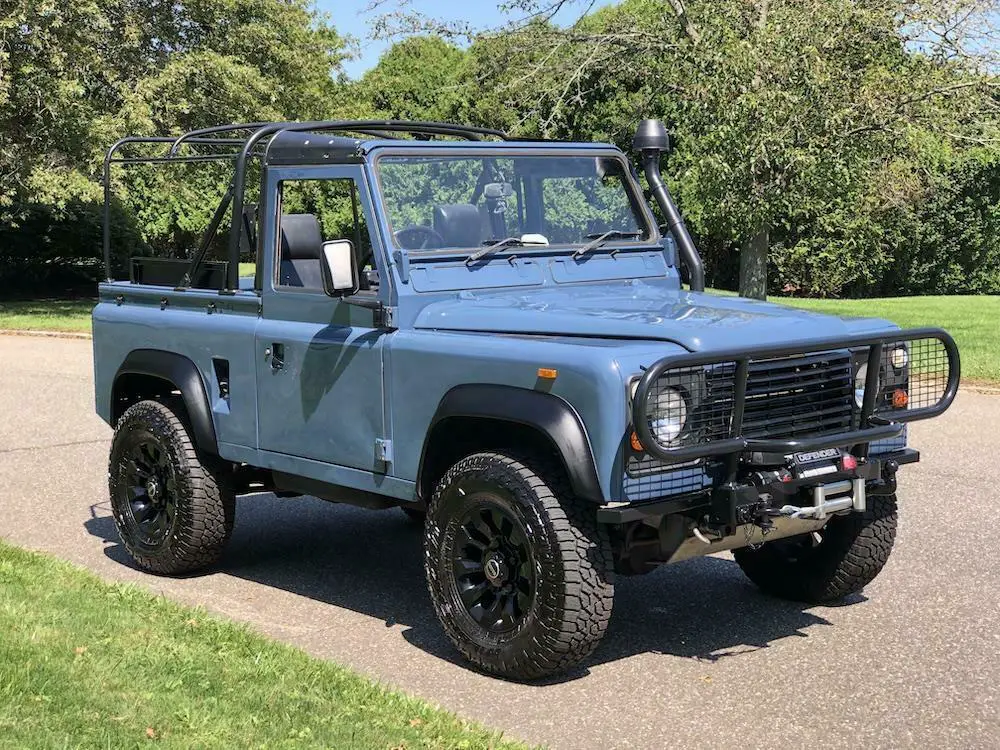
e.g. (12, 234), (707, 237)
(1, 335), (997, 749)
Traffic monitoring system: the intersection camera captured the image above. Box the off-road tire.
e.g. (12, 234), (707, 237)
(109, 399), (235, 575)
(734, 494), (898, 603)
(425, 452), (614, 680)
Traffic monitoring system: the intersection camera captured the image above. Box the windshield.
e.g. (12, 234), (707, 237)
(376, 153), (652, 253)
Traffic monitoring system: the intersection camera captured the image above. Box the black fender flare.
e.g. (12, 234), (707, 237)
(419, 384), (604, 503)
(113, 349), (219, 455)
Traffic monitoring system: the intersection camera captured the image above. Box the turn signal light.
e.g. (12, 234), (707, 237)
(892, 388), (909, 408)
(629, 431), (644, 452)
(537, 367), (558, 379)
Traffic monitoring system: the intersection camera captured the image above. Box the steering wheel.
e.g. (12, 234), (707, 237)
(394, 225), (446, 250)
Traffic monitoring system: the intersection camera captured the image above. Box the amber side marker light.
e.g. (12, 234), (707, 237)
(629, 431), (644, 452)
(892, 389), (909, 408)
(537, 367), (558, 379)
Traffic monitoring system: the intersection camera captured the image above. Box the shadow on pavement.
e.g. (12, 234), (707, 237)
(85, 493), (859, 682)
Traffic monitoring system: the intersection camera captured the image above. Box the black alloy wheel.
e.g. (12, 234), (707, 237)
(425, 451), (614, 681)
(452, 500), (535, 634)
(119, 437), (178, 549)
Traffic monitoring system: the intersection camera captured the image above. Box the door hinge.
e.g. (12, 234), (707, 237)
(377, 305), (397, 330)
(375, 438), (393, 465)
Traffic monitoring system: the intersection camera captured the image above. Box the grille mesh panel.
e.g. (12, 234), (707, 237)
(742, 351), (854, 439)
(623, 457), (712, 501)
(875, 338), (950, 415)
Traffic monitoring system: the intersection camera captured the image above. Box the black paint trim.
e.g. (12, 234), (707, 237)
(420, 384), (604, 502)
(113, 349), (219, 455)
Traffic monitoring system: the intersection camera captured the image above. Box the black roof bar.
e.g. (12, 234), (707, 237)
(272, 120), (508, 141)
(222, 119), (508, 291)
(102, 136), (263, 280)
(169, 122), (275, 156)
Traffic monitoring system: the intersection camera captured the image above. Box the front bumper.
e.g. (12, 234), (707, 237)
(599, 448), (918, 525)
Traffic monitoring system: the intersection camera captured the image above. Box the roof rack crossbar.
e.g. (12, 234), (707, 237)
(274, 119), (508, 142)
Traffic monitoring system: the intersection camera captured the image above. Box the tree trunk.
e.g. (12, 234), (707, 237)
(739, 225), (768, 300)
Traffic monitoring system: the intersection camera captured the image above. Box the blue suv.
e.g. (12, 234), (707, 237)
(93, 119), (959, 680)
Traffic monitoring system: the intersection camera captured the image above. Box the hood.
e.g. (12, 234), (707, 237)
(413, 282), (894, 351)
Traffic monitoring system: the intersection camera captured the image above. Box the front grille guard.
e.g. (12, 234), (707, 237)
(631, 328), (960, 465)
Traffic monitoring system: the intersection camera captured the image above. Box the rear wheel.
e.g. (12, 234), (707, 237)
(109, 399), (235, 575)
(734, 494), (897, 603)
(425, 452), (614, 680)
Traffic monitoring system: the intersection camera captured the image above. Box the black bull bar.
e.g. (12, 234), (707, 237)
(630, 327), (960, 464)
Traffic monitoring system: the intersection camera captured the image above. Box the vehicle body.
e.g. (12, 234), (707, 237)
(94, 119), (960, 680)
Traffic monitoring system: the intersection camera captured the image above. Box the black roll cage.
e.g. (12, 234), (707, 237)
(101, 120), (508, 292)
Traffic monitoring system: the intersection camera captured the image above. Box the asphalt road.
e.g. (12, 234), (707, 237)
(1, 334), (998, 749)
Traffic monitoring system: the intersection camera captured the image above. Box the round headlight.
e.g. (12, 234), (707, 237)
(648, 386), (688, 446)
(890, 346), (908, 370)
(854, 362), (868, 408)
(854, 362), (883, 408)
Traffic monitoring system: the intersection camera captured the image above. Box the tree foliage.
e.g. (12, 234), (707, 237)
(0, 0), (353, 285)
(374, 0), (1000, 297)
(2, 0), (999, 297)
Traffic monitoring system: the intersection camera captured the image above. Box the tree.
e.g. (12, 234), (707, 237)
(360, 36), (467, 122)
(371, 0), (1000, 298)
(0, 0), (354, 282)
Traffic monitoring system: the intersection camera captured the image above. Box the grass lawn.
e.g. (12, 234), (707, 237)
(770, 295), (999, 384)
(0, 299), (95, 333)
(0, 541), (528, 749)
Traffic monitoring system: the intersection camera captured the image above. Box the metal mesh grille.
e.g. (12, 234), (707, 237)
(626, 333), (954, 502)
(743, 351), (854, 439)
(622, 457), (712, 501)
(643, 363), (735, 447)
(875, 338), (950, 415)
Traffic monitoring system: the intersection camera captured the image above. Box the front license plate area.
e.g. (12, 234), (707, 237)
(790, 448), (842, 480)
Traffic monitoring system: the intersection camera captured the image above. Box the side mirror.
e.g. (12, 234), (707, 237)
(320, 239), (359, 297)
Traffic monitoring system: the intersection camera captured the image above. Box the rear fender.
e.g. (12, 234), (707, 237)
(112, 349), (218, 455)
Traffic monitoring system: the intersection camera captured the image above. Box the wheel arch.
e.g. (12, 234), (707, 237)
(111, 349), (218, 455)
(417, 384), (604, 504)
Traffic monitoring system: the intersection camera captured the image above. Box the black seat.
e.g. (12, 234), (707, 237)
(433, 204), (485, 248)
(278, 213), (323, 288)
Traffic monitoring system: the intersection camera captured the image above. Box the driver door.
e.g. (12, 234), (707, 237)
(255, 165), (387, 472)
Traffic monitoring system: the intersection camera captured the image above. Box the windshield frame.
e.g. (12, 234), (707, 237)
(369, 145), (660, 259)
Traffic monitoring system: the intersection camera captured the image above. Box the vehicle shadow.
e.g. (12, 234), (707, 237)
(85, 493), (860, 681)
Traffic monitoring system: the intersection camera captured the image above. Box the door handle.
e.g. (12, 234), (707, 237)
(266, 342), (284, 371)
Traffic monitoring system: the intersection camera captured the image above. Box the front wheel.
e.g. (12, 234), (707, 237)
(734, 494), (898, 603)
(425, 452), (614, 680)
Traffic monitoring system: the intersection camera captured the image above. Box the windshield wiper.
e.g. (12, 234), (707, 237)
(467, 236), (525, 264)
(573, 230), (643, 259)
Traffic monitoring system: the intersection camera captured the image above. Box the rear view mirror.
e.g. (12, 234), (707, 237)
(484, 182), (514, 199)
(320, 239), (359, 296)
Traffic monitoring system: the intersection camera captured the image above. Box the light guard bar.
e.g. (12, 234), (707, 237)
(631, 328), (960, 464)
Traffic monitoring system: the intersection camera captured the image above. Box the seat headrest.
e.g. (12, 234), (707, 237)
(280, 214), (323, 260)
(433, 204), (484, 249)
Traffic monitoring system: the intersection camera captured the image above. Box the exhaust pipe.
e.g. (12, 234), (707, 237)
(633, 119), (705, 292)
